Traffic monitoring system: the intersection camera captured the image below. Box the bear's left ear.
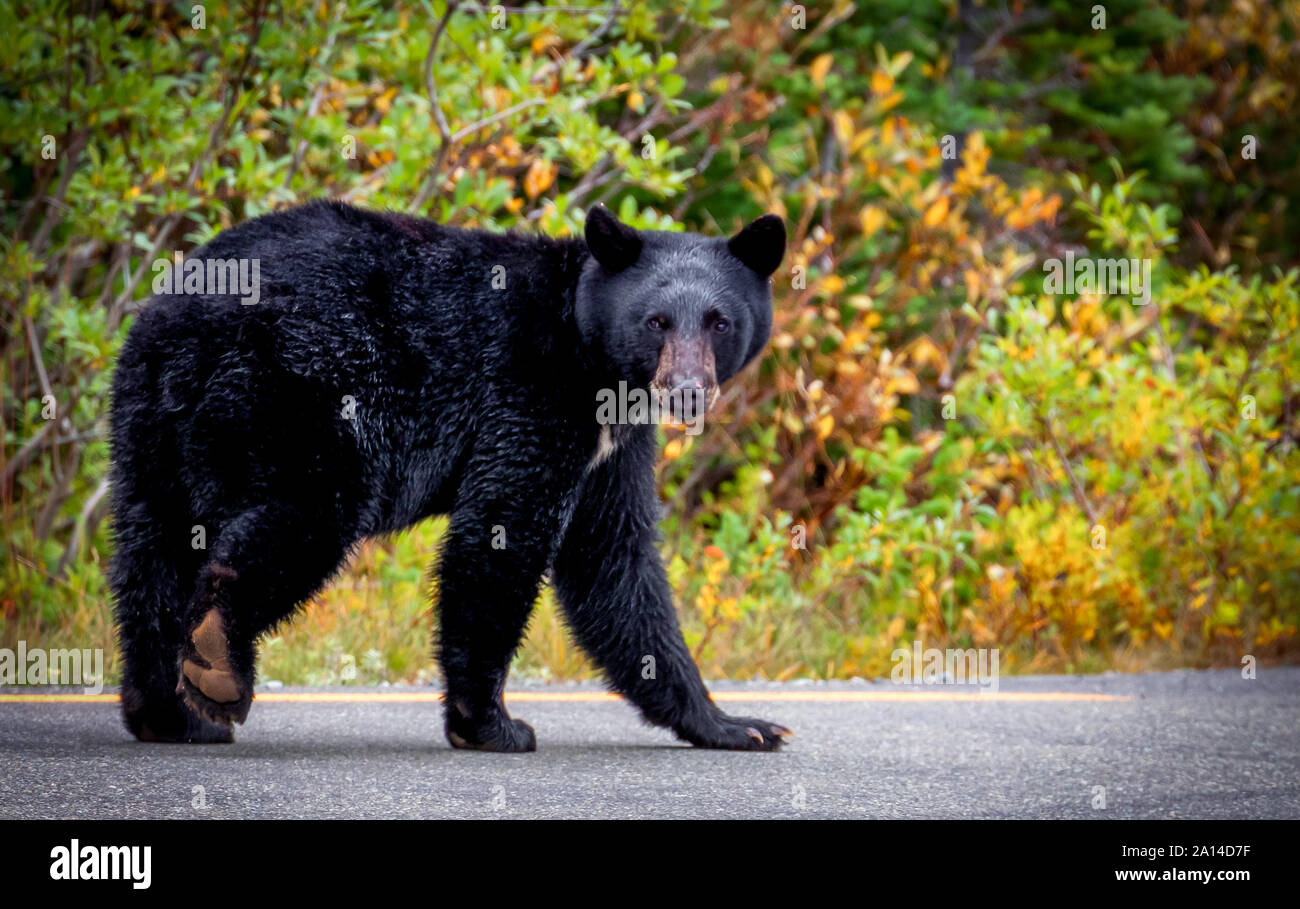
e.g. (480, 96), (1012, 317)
(584, 205), (643, 272)
(727, 214), (786, 279)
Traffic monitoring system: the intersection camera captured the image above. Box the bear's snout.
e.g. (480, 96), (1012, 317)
(651, 334), (718, 430)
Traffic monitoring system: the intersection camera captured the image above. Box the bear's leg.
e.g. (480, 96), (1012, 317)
(112, 512), (234, 744)
(178, 561), (257, 727)
(179, 504), (349, 727)
(435, 505), (556, 753)
(552, 436), (792, 751)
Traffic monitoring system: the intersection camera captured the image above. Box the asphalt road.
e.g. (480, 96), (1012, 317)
(2, 668), (1296, 819)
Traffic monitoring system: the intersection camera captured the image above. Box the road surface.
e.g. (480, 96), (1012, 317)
(2, 668), (1296, 819)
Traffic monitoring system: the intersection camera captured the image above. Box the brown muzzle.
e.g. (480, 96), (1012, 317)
(651, 335), (718, 429)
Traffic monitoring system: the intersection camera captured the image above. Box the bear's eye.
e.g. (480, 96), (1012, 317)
(713, 318), (730, 334)
(646, 316), (668, 331)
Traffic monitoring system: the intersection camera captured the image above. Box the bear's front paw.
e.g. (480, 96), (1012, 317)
(179, 608), (252, 727)
(446, 703), (537, 753)
(680, 713), (793, 751)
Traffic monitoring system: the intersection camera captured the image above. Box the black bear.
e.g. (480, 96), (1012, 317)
(109, 200), (791, 751)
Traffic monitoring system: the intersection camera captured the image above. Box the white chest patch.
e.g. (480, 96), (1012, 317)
(588, 425), (619, 471)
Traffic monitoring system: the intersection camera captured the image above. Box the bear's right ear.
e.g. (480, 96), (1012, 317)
(584, 205), (642, 272)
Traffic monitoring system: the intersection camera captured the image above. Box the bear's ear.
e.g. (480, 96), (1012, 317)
(584, 205), (642, 272)
(727, 214), (786, 279)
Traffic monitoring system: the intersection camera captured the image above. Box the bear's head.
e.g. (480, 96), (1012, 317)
(576, 206), (785, 426)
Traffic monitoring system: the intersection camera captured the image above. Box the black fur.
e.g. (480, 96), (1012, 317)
(109, 200), (790, 751)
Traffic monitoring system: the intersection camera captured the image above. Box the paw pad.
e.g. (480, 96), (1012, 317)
(181, 609), (241, 703)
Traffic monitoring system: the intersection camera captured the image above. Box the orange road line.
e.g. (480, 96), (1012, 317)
(0, 690), (1130, 704)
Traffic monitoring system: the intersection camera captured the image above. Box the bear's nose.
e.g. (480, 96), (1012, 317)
(671, 375), (705, 391)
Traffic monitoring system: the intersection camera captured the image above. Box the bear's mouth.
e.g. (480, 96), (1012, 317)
(650, 382), (719, 427)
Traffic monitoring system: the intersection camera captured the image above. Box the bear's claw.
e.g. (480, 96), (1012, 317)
(681, 714), (793, 751)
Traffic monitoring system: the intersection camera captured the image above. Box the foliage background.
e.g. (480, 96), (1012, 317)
(2, 0), (1297, 686)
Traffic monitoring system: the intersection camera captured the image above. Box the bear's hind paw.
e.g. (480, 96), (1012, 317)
(446, 712), (537, 753)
